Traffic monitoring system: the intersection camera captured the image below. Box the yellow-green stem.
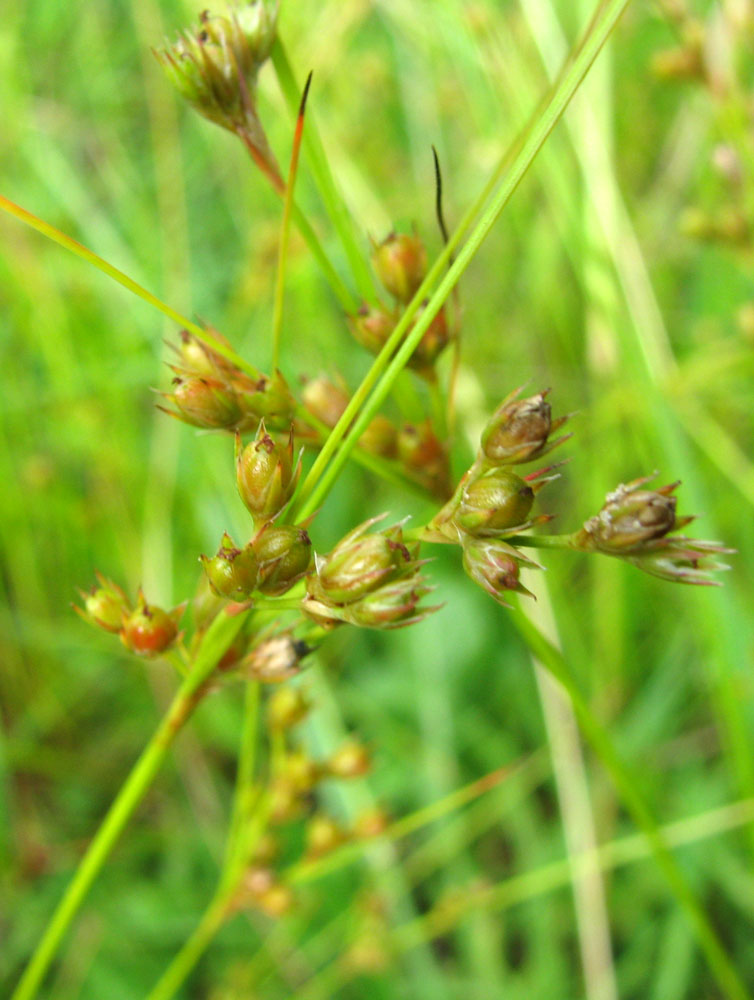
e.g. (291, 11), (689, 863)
(11, 608), (249, 1000)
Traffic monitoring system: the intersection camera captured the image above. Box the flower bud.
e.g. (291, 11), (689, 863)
(407, 302), (451, 376)
(120, 590), (184, 657)
(268, 779), (306, 824)
(311, 517), (413, 605)
(397, 421), (451, 499)
(576, 478), (681, 554)
(236, 425), (299, 522)
(305, 813), (347, 858)
(267, 685), (310, 729)
(200, 533), (259, 599)
(301, 376), (349, 429)
(354, 808), (390, 839)
(74, 574), (131, 633)
(461, 538), (537, 607)
(233, 369), (297, 430)
(334, 577), (435, 630)
(241, 634), (311, 683)
(349, 305), (395, 355)
(257, 882), (294, 917)
(252, 524), (312, 595)
(235, 0), (279, 65)
(281, 748), (321, 792)
(481, 387), (569, 465)
(455, 468), (535, 537)
(326, 741), (371, 779)
(372, 232), (427, 301)
(358, 414), (398, 459)
(163, 375), (242, 429)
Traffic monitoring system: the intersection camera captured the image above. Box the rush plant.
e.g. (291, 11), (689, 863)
(3, 2), (752, 999)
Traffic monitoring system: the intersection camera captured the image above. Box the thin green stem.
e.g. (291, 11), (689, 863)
(271, 39), (378, 305)
(11, 608), (250, 1000)
(0, 194), (262, 381)
(225, 680), (261, 867)
(234, 129), (355, 312)
(293, 0), (634, 521)
(272, 71), (312, 371)
(510, 602), (751, 1000)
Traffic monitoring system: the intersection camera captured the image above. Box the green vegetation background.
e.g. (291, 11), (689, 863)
(1, 0), (753, 997)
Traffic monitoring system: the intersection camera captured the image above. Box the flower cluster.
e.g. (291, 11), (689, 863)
(571, 476), (733, 585)
(159, 329), (296, 432)
(303, 515), (436, 629)
(426, 387), (569, 606)
(154, 2), (280, 183)
(74, 576), (185, 657)
(232, 689), (388, 919)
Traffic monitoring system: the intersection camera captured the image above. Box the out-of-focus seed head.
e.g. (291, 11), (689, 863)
(372, 231), (427, 302)
(281, 748), (321, 793)
(161, 375), (242, 430)
(155, 3), (278, 133)
(305, 813), (347, 858)
(267, 685), (310, 729)
(257, 881), (294, 917)
(397, 421), (451, 499)
(461, 538), (538, 607)
(406, 302), (451, 377)
(235, 0), (279, 64)
(326, 740), (371, 779)
(74, 573), (131, 633)
(120, 590), (184, 657)
(358, 414), (399, 459)
(576, 477), (682, 554)
(354, 807), (390, 839)
(301, 375), (350, 429)
(481, 387), (569, 465)
(310, 516), (414, 605)
(250, 832), (279, 867)
(268, 778), (306, 824)
(236, 425), (299, 522)
(454, 468), (536, 537)
(350, 305), (396, 355)
(200, 532), (259, 599)
(252, 524), (312, 595)
(240, 634), (311, 683)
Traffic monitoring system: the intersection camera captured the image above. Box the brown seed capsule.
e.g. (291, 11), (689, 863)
(120, 590), (184, 657)
(166, 375), (242, 429)
(301, 375), (350, 429)
(241, 635), (310, 683)
(350, 305), (396, 355)
(372, 232), (427, 301)
(481, 388), (567, 465)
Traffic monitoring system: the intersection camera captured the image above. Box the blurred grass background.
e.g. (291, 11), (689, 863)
(2, 0), (754, 997)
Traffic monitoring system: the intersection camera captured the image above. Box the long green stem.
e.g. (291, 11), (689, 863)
(510, 603), (750, 1000)
(11, 608), (249, 1000)
(225, 680), (261, 867)
(271, 39), (378, 305)
(293, 0), (633, 520)
(0, 194), (262, 380)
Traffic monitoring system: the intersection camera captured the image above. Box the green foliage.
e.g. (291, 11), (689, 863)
(2, 1), (754, 999)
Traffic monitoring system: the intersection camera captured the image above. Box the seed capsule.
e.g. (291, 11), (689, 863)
(372, 232), (427, 301)
(252, 524), (312, 595)
(481, 388), (568, 465)
(200, 533), (259, 599)
(120, 591), (183, 657)
(454, 468), (535, 537)
(236, 425), (298, 522)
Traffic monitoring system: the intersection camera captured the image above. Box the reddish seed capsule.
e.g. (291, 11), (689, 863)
(120, 591), (183, 657)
